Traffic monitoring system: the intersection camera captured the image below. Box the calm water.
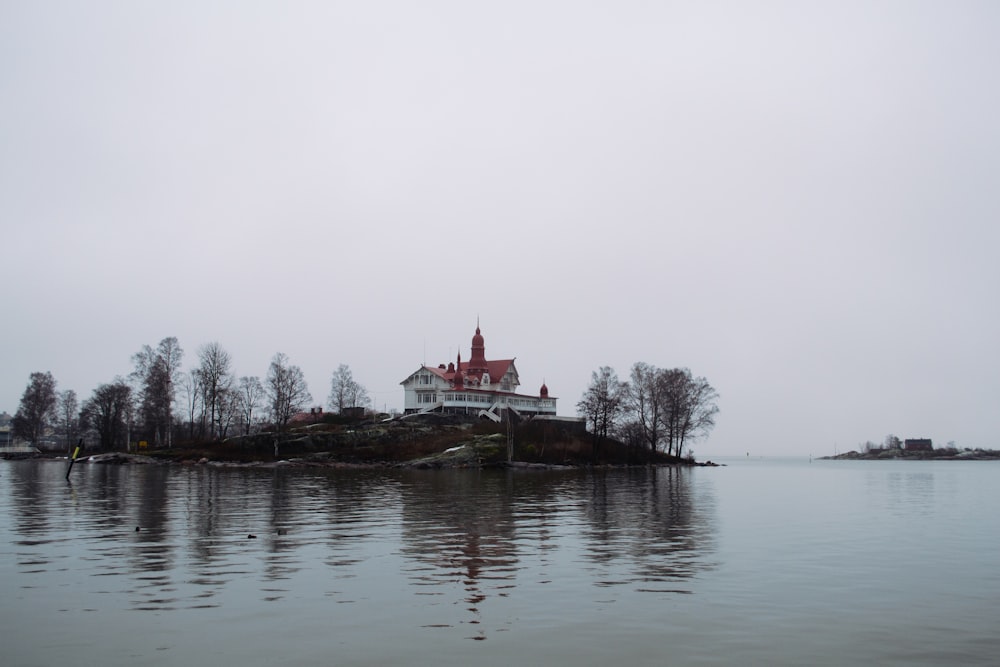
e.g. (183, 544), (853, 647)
(2, 457), (999, 666)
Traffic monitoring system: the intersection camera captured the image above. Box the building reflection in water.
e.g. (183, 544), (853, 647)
(2, 460), (717, 636)
(398, 470), (520, 638)
(395, 466), (717, 638)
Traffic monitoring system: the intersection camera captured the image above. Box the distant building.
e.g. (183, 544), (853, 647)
(400, 323), (556, 419)
(904, 438), (933, 451)
(289, 407), (326, 424)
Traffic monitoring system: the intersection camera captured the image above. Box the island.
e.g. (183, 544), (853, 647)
(821, 443), (1000, 461)
(8, 412), (714, 469)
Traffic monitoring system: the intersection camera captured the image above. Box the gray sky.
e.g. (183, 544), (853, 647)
(2, 1), (998, 457)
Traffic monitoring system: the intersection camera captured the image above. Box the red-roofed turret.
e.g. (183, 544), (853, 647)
(468, 324), (488, 376)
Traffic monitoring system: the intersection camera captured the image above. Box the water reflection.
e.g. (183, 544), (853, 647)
(585, 466), (715, 592)
(7, 460), (56, 539)
(392, 467), (717, 638)
(1, 460), (717, 633)
(126, 467), (175, 610)
(399, 470), (520, 638)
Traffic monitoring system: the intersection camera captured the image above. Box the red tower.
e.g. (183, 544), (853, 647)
(468, 324), (488, 376)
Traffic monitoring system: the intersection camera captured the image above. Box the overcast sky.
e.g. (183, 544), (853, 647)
(2, 1), (997, 457)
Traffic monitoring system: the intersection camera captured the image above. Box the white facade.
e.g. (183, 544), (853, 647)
(400, 325), (556, 418)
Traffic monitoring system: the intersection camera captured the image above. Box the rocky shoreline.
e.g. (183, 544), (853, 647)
(49, 448), (719, 470)
(6, 415), (720, 469)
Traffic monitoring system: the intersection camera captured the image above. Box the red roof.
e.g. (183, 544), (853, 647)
(425, 359), (515, 386)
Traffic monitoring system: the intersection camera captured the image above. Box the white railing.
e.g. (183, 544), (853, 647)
(441, 395), (555, 415)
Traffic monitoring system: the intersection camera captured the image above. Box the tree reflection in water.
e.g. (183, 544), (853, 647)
(3, 461), (716, 642)
(396, 466), (717, 637)
(583, 466), (716, 593)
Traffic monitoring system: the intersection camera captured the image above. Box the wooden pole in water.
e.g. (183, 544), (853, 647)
(66, 440), (82, 480)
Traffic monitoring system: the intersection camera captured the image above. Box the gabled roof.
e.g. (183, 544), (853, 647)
(464, 359), (515, 382)
(401, 324), (541, 396)
(416, 360), (517, 386)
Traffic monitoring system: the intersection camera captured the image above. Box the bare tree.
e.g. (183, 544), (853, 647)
(216, 387), (240, 439)
(81, 381), (132, 450)
(196, 342), (233, 439)
(328, 364), (369, 414)
(619, 363), (719, 458)
(236, 376), (265, 435)
(56, 389), (80, 454)
(156, 337), (183, 447)
(132, 343), (173, 447)
(661, 369), (718, 458)
(577, 366), (626, 460)
(626, 362), (667, 453)
(12, 372), (58, 445)
(129, 336), (184, 447)
(267, 353), (312, 430)
(179, 370), (202, 441)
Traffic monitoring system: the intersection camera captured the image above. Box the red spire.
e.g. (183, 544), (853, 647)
(469, 322), (488, 374)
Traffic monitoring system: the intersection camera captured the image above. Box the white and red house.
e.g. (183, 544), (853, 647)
(400, 324), (556, 419)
